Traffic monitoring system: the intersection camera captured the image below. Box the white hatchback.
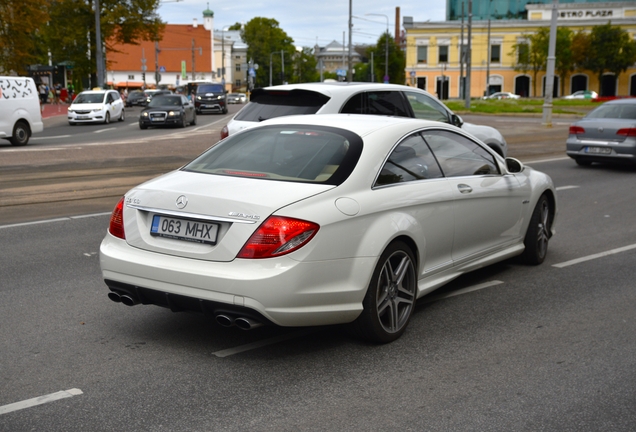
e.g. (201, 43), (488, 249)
(68, 90), (125, 125)
(221, 82), (508, 157)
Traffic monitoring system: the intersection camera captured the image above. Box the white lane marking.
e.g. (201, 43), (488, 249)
(556, 185), (579, 191)
(94, 127), (117, 134)
(552, 243), (636, 268)
(423, 280), (504, 304)
(30, 135), (72, 140)
(0, 388), (83, 415)
(2, 117), (225, 153)
(0, 212), (111, 230)
(212, 329), (317, 358)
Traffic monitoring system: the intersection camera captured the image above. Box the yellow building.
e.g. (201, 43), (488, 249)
(403, 1), (636, 99)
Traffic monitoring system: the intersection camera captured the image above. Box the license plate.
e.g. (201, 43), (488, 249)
(77, 115), (89, 120)
(151, 117), (163, 121)
(586, 146), (611, 154)
(150, 215), (218, 244)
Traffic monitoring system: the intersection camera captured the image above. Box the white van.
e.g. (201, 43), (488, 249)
(0, 76), (44, 146)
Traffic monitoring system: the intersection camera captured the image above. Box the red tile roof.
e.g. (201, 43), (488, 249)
(107, 24), (212, 74)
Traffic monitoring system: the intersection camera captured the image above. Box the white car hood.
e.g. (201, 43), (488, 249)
(122, 170), (334, 262)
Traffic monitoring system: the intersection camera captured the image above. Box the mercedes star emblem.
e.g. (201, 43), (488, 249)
(175, 195), (188, 209)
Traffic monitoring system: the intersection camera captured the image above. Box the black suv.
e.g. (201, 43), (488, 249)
(193, 83), (227, 114)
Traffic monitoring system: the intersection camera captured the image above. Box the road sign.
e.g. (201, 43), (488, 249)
(248, 68), (255, 77)
(159, 66), (166, 73)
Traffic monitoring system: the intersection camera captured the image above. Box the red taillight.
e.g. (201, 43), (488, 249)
(220, 124), (229, 140)
(569, 125), (585, 135)
(617, 128), (636, 137)
(237, 216), (319, 259)
(109, 197), (125, 240)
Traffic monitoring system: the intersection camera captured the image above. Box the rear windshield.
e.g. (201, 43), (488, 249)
(183, 125), (362, 185)
(587, 103), (636, 120)
(197, 84), (224, 94)
(234, 89), (330, 122)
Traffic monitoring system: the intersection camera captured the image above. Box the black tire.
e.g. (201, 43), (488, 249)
(575, 158), (592, 166)
(104, 112), (110, 124)
(69, 122), (76, 126)
(191, 112), (197, 126)
(351, 241), (417, 343)
(178, 116), (186, 128)
(519, 195), (551, 265)
(9, 121), (30, 146)
(139, 122), (148, 130)
(118, 109), (125, 122)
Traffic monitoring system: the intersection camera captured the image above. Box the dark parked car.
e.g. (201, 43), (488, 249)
(139, 95), (196, 129)
(566, 98), (636, 166)
(141, 89), (172, 106)
(125, 90), (146, 107)
(194, 83), (227, 114)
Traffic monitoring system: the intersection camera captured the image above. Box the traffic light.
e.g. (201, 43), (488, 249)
(142, 72), (145, 81)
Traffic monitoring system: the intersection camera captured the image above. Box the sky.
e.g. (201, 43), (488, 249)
(157, 0), (447, 47)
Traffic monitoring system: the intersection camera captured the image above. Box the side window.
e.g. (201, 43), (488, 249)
(341, 91), (410, 117)
(366, 91), (410, 117)
(112, 92), (121, 101)
(375, 133), (443, 187)
(341, 93), (364, 114)
(422, 130), (500, 177)
(404, 91), (450, 123)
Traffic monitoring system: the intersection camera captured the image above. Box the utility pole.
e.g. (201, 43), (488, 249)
(460, 1), (464, 99)
(347, 0), (353, 82)
(94, 0), (104, 88)
(542, 0), (559, 127)
(464, 0), (472, 109)
(486, 0), (492, 97)
(154, 41), (160, 86)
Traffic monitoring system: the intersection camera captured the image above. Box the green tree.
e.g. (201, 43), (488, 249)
(42, 0), (164, 90)
(0, 0), (49, 74)
(240, 17), (295, 88)
(367, 32), (404, 84)
(583, 22), (636, 94)
(291, 47), (318, 83)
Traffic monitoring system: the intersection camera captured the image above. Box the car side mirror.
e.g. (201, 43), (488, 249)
(505, 157), (524, 173)
(451, 114), (463, 128)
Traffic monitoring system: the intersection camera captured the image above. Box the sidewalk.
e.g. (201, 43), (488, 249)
(41, 103), (68, 119)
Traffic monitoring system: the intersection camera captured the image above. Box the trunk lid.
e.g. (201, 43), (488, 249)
(122, 170), (333, 262)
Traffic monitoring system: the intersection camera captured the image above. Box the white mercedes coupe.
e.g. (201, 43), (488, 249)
(100, 114), (557, 343)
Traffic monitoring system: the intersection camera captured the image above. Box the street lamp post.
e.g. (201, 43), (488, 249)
(221, 25), (231, 89)
(366, 13), (389, 83)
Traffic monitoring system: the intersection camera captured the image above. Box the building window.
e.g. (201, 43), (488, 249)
(459, 45), (468, 64)
(490, 44), (501, 63)
(438, 45), (448, 64)
(235, 79), (241, 87)
(128, 75), (134, 80)
(417, 46), (428, 64)
(236, 63), (241, 72)
(518, 43), (529, 64)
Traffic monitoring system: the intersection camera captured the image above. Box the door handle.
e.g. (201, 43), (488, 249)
(457, 184), (472, 194)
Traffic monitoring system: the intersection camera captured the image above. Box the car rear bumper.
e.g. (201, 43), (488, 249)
(566, 138), (636, 164)
(100, 233), (371, 327)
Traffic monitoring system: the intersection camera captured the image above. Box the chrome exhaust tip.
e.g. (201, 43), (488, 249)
(235, 317), (263, 330)
(120, 294), (140, 306)
(107, 292), (122, 303)
(216, 314), (235, 327)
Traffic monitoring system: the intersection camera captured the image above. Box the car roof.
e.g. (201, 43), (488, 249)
(256, 113), (455, 137)
(259, 82), (434, 98)
(603, 98), (636, 105)
(78, 90), (111, 94)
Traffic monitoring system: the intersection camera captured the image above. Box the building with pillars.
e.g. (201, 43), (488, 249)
(403, 1), (636, 99)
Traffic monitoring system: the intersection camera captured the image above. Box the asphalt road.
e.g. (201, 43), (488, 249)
(1, 108), (574, 226)
(2, 111), (635, 430)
